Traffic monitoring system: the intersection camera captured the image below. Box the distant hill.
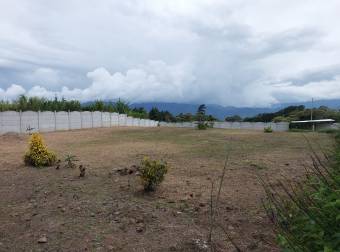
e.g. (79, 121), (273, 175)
(131, 102), (275, 119)
(132, 99), (340, 120)
(84, 99), (340, 120)
(275, 99), (340, 109)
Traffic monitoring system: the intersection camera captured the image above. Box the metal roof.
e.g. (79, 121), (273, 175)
(291, 119), (335, 123)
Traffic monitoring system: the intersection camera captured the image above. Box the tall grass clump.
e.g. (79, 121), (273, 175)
(262, 132), (340, 251)
(24, 133), (56, 167)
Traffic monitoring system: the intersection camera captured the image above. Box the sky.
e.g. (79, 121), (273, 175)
(0, 0), (340, 107)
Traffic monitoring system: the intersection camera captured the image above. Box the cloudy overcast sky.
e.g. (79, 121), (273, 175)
(0, 0), (340, 107)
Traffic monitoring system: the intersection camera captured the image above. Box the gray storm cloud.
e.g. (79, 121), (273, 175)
(0, 0), (340, 106)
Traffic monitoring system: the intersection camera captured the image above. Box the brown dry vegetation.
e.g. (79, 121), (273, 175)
(0, 127), (333, 251)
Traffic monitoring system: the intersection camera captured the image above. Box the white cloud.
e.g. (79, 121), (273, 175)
(270, 76), (340, 103)
(0, 0), (340, 106)
(24, 67), (60, 88)
(19, 61), (195, 102)
(0, 84), (26, 100)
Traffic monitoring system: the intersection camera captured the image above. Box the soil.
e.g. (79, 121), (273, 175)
(0, 127), (333, 251)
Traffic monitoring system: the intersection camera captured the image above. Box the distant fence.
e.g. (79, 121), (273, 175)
(0, 111), (290, 134)
(0, 111), (158, 134)
(159, 121), (290, 132)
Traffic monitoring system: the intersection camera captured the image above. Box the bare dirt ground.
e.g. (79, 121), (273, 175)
(0, 127), (333, 251)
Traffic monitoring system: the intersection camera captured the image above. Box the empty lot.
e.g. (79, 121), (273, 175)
(0, 127), (332, 251)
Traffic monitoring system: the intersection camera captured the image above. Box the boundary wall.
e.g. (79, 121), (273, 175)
(0, 111), (157, 134)
(159, 121), (289, 131)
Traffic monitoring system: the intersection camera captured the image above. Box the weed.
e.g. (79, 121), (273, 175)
(207, 149), (242, 252)
(64, 154), (78, 168)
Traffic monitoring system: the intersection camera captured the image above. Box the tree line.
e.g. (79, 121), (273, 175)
(0, 95), (217, 122)
(225, 105), (340, 122)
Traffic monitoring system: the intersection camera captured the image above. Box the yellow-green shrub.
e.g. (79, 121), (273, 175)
(24, 133), (56, 167)
(264, 126), (273, 133)
(140, 157), (168, 191)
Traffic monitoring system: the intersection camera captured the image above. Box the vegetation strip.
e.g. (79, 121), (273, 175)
(262, 131), (340, 251)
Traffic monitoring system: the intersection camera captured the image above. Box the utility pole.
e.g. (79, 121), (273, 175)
(311, 98), (315, 131)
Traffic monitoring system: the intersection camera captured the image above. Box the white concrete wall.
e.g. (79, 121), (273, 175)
(21, 111), (39, 133)
(0, 110), (289, 134)
(69, 112), (81, 130)
(111, 113), (119, 126)
(102, 112), (111, 127)
(56, 112), (69, 131)
(40, 111), (55, 132)
(159, 121), (289, 131)
(2, 111), (21, 133)
(126, 116), (134, 126)
(92, 112), (102, 128)
(0, 111), (159, 134)
(133, 118), (140, 127)
(118, 114), (127, 126)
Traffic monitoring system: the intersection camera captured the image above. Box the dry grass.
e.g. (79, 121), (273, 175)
(0, 127), (333, 251)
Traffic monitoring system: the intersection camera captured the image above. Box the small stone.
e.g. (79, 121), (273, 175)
(247, 242), (258, 250)
(199, 202), (205, 207)
(136, 225), (144, 233)
(90, 213), (95, 217)
(37, 235), (47, 243)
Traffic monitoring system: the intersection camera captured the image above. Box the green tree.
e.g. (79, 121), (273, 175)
(196, 104), (207, 130)
(225, 115), (242, 122)
(149, 107), (160, 120)
(113, 99), (130, 114)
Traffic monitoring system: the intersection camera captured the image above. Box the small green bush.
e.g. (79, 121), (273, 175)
(264, 126), (273, 133)
(140, 157), (168, 191)
(197, 123), (208, 130)
(24, 133), (56, 167)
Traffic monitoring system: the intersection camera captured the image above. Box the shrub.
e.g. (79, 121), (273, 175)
(197, 122), (208, 130)
(262, 132), (340, 251)
(140, 157), (168, 191)
(264, 126), (273, 133)
(24, 133), (56, 167)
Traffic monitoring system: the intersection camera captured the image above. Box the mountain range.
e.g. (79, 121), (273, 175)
(131, 99), (340, 120)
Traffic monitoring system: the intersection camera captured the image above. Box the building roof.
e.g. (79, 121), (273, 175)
(291, 119), (335, 124)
